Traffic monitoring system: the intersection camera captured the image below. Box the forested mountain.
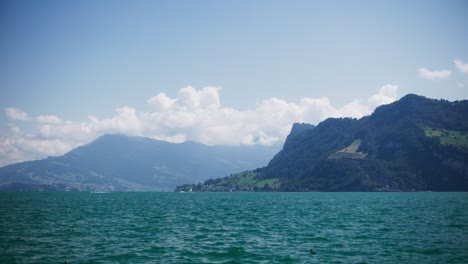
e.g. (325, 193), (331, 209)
(0, 134), (279, 191)
(177, 94), (468, 192)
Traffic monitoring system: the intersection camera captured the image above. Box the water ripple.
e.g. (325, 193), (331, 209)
(0, 192), (467, 263)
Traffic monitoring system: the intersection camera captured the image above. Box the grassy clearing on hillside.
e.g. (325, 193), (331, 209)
(255, 178), (279, 188)
(237, 174), (256, 185)
(329, 139), (367, 160)
(423, 127), (468, 148)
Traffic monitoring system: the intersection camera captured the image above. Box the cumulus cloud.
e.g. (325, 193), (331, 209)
(0, 85), (399, 167)
(454, 59), (468, 74)
(177, 86), (221, 110)
(147, 93), (177, 111)
(418, 67), (451, 80)
(0, 131), (79, 166)
(368, 84), (399, 108)
(5, 108), (29, 121)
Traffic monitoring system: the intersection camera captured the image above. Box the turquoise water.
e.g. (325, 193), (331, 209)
(0, 192), (467, 263)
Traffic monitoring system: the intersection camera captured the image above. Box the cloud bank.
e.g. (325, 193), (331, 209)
(0, 85), (399, 167)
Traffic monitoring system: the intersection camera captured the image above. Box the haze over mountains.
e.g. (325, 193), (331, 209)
(177, 94), (468, 192)
(0, 134), (280, 191)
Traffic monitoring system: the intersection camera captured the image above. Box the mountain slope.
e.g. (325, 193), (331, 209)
(0, 134), (280, 191)
(177, 94), (468, 192)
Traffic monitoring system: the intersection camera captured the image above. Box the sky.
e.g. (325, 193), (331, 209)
(0, 0), (467, 166)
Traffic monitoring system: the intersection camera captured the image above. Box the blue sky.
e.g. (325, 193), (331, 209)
(1, 0), (468, 165)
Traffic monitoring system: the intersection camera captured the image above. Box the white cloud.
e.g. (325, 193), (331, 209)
(37, 115), (62, 124)
(0, 85), (399, 167)
(147, 93), (177, 111)
(454, 59), (468, 74)
(113, 106), (142, 135)
(16, 138), (73, 157)
(338, 99), (371, 118)
(5, 108), (29, 121)
(177, 86), (221, 110)
(0, 130), (80, 166)
(0, 138), (28, 165)
(418, 67), (451, 80)
(368, 84), (399, 108)
(8, 124), (20, 133)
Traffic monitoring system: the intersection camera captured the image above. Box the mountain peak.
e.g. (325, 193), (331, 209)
(0, 133), (280, 191)
(290, 123), (315, 137)
(95, 133), (133, 141)
(400, 93), (425, 100)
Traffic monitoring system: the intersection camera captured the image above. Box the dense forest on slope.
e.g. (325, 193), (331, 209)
(177, 94), (468, 192)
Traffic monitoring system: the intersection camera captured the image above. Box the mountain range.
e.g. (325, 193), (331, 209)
(176, 94), (468, 192)
(0, 134), (280, 191)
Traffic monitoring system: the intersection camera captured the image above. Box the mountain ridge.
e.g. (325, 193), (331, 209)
(0, 134), (280, 191)
(176, 94), (468, 192)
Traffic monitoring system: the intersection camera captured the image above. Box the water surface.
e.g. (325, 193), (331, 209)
(1, 192), (467, 263)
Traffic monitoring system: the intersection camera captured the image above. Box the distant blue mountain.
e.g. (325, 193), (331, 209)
(0, 134), (280, 191)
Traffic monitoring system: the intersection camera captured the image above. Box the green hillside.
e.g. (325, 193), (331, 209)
(177, 169), (280, 192)
(177, 94), (468, 192)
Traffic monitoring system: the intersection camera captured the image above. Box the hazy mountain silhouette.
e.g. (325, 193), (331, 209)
(0, 134), (280, 191)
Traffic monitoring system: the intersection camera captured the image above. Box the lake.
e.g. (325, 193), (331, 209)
(0, 192), (467, 263)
